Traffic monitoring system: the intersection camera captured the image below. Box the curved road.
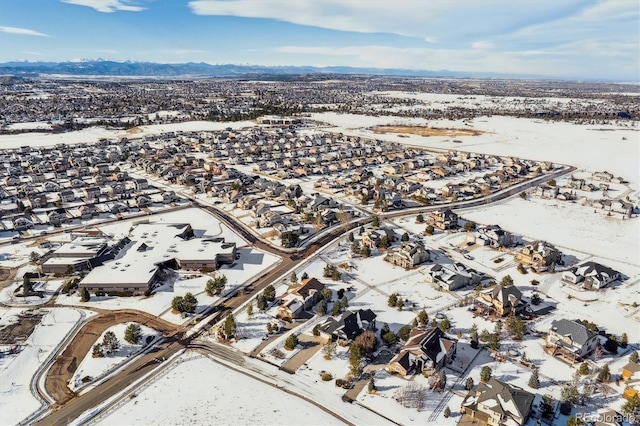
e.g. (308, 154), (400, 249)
(35, 165), (575, 425)
(44, 311), (180, 406)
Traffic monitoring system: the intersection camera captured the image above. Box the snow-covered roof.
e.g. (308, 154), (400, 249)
(81, 223), (235, 286)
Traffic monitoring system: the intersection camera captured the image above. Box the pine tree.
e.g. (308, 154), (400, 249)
(382, 331), (398, 347)
(349, 343), (364, 377)
(578, 362), (589, 375)
(500, 275), (514, 287)
(92, 343), (103, 357)
(102, 331), (120, 353)
(480, 366), (492, 382)
(620, 332), (628, 348)
(622, 394), (640, 417)
(510, 317), (526, 340)
(332, 302), (342, 316)
(223, 313), (236, 339)
(183, 292), (198, 313)
(539, 394), (554, 419)
(387, 293), (398, 307)
(597, 364), (611, 383)
(257, 294), (267, 310)
(630, 350), (639, 363)
(372, 216), (379, 227)
(80, 287), (90, 302)
(561, 383), (580, 405)
(262, 285), (276, 302)
(22, 275), (33, 295)
(285, 334), (299, 350)
(417, 310), (428, 326)
(470, 323), (479, 342)
(396, 297), (404, 311)
(464, 377), (474, 390)
(566, 416), (585, 426)
(124, 323), (142, 344)
(380, 322), (390, 338)
(247, 302), (254, 317)
(398, 325), (411, 341)
(401, 232), (409, 242)
(528, 367), (540, 389)
(443, 406), (451, 418)
(368, 376), (376, 393)
(437, 370), (447, 390)
(488, 333), (500, 351)
(290, 271), (297, 283)
(494, 320), (503, 335)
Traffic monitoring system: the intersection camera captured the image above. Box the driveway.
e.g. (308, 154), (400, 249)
(280, 334), (325, 374)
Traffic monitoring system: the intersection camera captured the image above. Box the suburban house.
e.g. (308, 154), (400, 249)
(621, 361), (640, 399)
(427, 209), (459, 230)
(276, 277), (325, 320)
(514, 241), (562, 272)
(476, 225), (515, 248)
(425, 262), (484, 291)
(383, 241), (431, 268)
(461, 378), (534, 426)
(361, 228), (398, 249)
(319, 309), (377, 342)
(561, 261), (621, 290)
(388, 327), (457, 377)
(476, 283), (525, 317)
(545, 318), (599, 363)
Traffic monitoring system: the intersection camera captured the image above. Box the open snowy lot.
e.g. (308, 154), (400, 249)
(0, 120), (256, 150)
(460, 196), (639, 266)
(97, 354), (344, 426)
(69, 322), (161, 392)
(0, 307), (89, 425)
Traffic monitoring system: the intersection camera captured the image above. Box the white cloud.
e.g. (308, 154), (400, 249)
(271, 44), (634, 80)
(61, 0), (145, 13)
(471, 41), (494, 50)
(0, 26), (49, 37)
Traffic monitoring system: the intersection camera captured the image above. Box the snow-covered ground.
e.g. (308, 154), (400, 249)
(97, 354), (344, 426)
(0, 120), (256, 150)
(0, 307), (89, 425)
(69, 322), (161, 392)
(460, 196), (639, 267)
(0, 279), (64, 306)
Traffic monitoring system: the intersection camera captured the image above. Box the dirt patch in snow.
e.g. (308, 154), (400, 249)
(371, 125), (483, 137)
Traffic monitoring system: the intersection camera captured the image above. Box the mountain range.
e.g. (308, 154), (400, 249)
(0, 60), (546, 80)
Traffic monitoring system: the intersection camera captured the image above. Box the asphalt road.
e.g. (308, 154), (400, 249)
(34, 166), (575, 425)
(36, 339), (183, 426)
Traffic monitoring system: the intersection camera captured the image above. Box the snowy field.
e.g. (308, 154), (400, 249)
(460, 196), (639, 267)
(0, 307), (89, 425)
(0, 120), (256, 149)
(0, 278), (64, 306)
(309, 112), (639, 189)
(70, 322), (161, 392)
(97, 354), (344, 426)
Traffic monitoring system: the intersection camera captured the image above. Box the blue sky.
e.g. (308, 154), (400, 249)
(0, 0), (638, 80)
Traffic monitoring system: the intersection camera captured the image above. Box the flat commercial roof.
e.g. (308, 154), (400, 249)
(81, 223), (235, 286)
(52, 237), (108, 258)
